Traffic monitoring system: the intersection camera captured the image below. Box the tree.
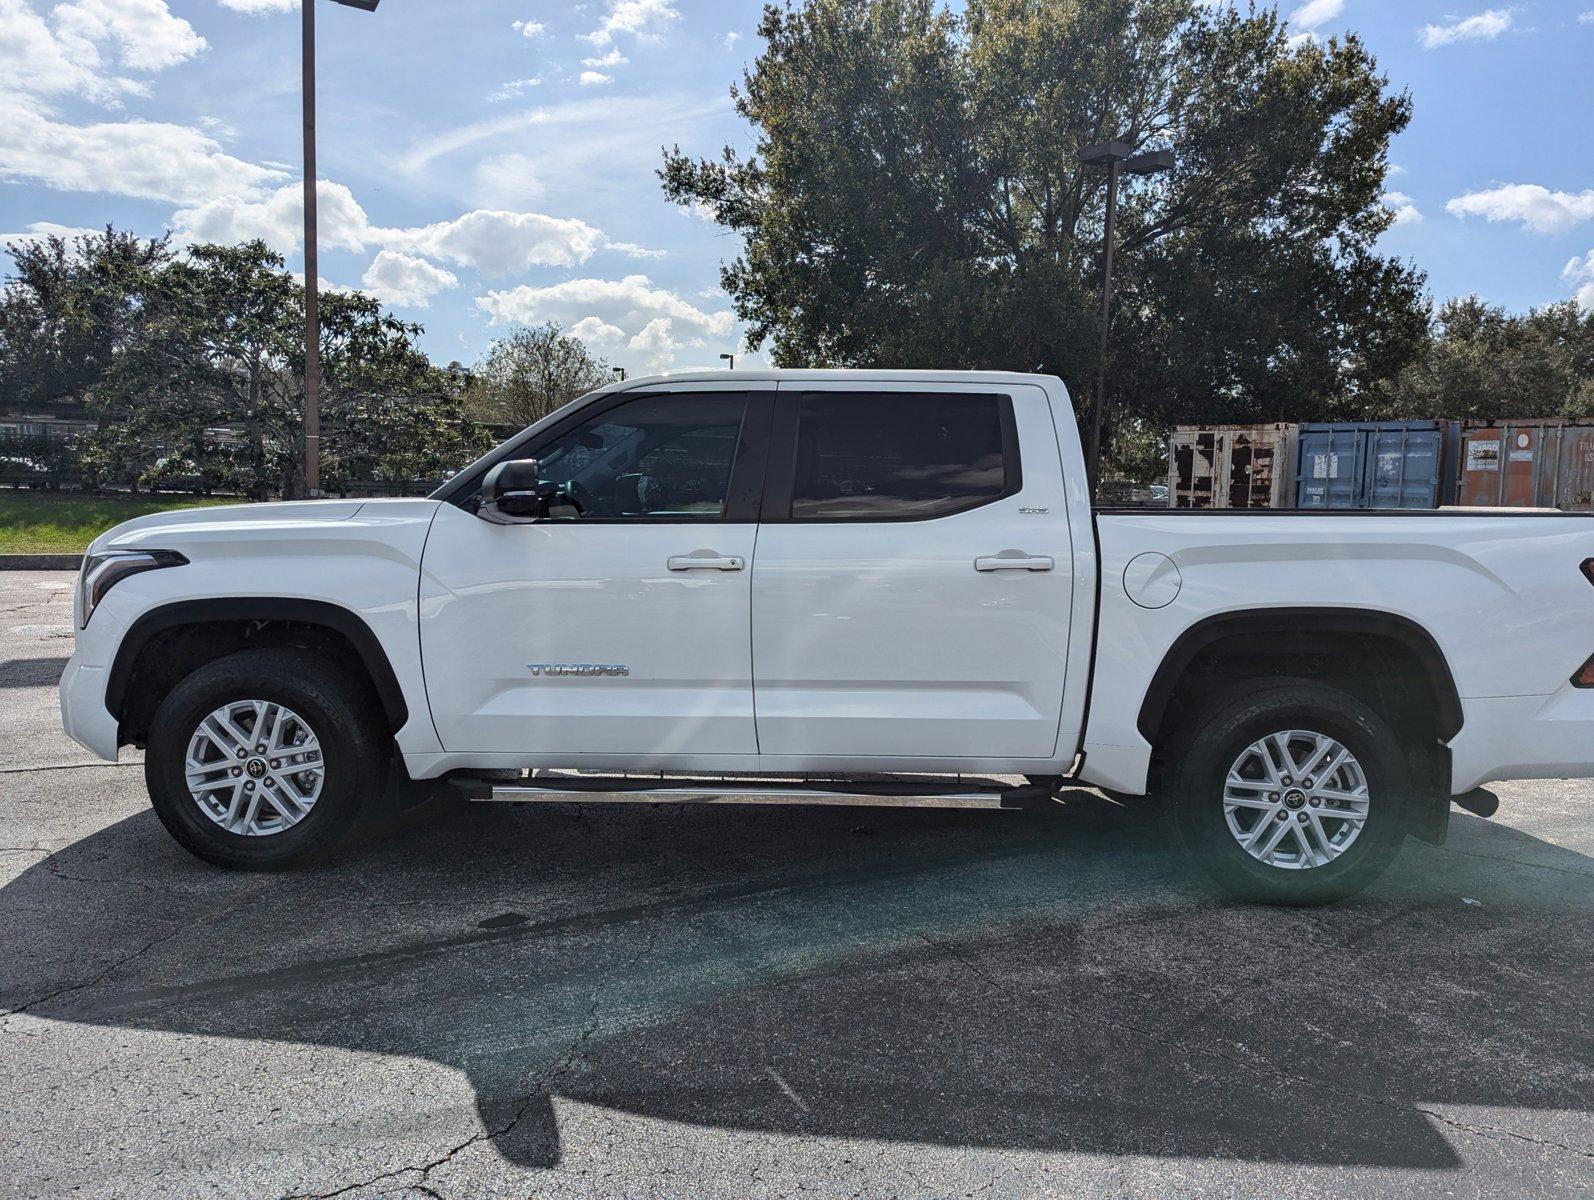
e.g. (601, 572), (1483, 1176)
(660, 0), (1429, 465)
(0, 226), (170, 412)
(468, 322), (615, 429)
(1376, 298), (1594, 422)
(82, 240), (488, 497)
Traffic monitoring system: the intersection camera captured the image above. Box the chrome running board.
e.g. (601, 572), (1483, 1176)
(455, 771), (1054, 810)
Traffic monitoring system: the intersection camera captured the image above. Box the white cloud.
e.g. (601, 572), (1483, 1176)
(215, 0), (298, 11)
(724, 30), (741, 50)
(396, 94), (728, 181)
(0, 220), (100, 247)
(1420, 9), (1511, 48)
(53, 0), (205, 70)
(569, 315), (625, 348)
(389, 209), (607, 274)
(511, 18), (544, 38)
(472, 152), (545, 206)
(169, 170), (647, 285)
(1288, 0), (1343, 30)
(1446, 184), (1594, 235)
(0, 0), (206, 102)
(0, 94), (288, 205)
(626, 316), (679, 369)
(489, 76), (541, 102)
(361, 250), (458, 308)
(1283, 0), (1342, 45)
(578, 70), (611, 85)
(171, 179), (371, 250)
(580, 0), (679, 46)
(1565, 252), (1594, 311)
(1382, 191), (1422, 227)
(477, 274), (734, 344)
(1580, 11), (1594, 24)
(581, 47), (627, 67)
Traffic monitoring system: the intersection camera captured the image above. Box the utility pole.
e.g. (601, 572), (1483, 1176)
(1078, 141), (1175, 499)
(301, 0), (320, 498)
(300, 0), (380, 500)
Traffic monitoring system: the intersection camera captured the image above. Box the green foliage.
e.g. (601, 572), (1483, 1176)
(467, 322), (616, 429)
(0, 227), (171, 412)
(0, 432), (83, 481)
(1373, 298), (1594, 422)
(0, 236), (497, 499)
(661, 0), (1429, 453)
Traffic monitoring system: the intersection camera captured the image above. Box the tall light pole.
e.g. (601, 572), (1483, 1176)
(719, 352), (735, 370)
(1078, 141), (1174, 498)
(302, 0), (380, 499)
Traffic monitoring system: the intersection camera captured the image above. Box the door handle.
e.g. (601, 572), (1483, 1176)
(667, 553), (745, 571)
(974, 552), (1054, 572)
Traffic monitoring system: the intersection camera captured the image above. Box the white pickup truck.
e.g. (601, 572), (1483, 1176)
(59, 370), (1594, 902)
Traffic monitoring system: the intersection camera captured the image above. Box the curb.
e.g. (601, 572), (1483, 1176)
(0, 555), (82, 571)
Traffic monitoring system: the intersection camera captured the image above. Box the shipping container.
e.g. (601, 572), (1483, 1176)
(1459, 421), (1594, 511)
(1293, 420), (1460, 510)
(1168, 424), (1297, 508)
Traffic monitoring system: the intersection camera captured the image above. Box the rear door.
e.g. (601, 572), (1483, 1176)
(750, 382), (1075, 762)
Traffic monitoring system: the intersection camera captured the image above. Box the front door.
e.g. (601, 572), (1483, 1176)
(751, 383), (1075, 762)
(420, 384), (771, 757)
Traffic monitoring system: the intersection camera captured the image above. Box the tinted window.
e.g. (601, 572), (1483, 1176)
(789, 393), (1012, 519)
(531, 393), (748, 519)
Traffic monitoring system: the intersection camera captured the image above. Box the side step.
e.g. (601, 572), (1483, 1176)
(445, 772), (1058, 810)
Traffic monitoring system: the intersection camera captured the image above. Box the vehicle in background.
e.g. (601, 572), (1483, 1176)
(59, 370), (1594, 905)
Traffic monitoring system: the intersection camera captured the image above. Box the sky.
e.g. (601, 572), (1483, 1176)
(0, 0), (1591, 376)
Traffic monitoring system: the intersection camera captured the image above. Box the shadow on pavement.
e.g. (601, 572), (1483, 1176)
(0, 656), (69, 688)
(2, 790), (1590, 1172)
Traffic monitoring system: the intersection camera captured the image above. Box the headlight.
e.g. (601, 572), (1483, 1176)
(78, 550), (188, 628)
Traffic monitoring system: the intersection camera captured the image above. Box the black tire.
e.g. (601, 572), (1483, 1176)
(145, 648), (389, 869)
(1162, 678), (1409, 905)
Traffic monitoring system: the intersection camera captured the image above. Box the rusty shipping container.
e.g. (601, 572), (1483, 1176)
(1459, 420), (1594, 511)
(1168, 424), (1298, 508)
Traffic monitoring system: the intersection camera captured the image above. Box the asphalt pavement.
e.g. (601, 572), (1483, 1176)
(1, 570), (1590, 1198)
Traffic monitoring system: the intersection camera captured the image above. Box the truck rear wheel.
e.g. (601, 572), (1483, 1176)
(144, 648), (388, 870)
(1163, 679), (1409, 905)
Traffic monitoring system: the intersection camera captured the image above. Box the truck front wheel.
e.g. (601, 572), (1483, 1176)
(144, 648), (389, 870)
(1163, 680), (1409, 905)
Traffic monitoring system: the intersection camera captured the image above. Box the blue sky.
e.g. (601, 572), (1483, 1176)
(1, 0), (1591, 375)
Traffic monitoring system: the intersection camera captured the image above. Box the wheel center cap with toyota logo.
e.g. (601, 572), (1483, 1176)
(1282, 788), (1307, 809)
(245, 758), (267, 779)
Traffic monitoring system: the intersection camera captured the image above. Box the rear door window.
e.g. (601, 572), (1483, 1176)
(786, 392), (1017, 520)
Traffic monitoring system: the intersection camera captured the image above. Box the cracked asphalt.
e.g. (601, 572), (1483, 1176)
(1, 569), (1591, 1198)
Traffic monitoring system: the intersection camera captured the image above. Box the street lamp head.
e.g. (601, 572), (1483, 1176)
(1124, 148), (1175, 176)
(1079, 139), (1135, 165)
(329, 0), (380, 10)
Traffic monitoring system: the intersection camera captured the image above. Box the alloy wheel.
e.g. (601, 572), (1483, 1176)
(184, 700), (325, 837)
(1222, 729), (1370, 870)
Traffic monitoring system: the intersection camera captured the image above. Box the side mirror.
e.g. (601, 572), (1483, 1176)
(480, 459), (556, 522)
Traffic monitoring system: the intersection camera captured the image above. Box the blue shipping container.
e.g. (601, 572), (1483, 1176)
(1294, 421), (1460, 510)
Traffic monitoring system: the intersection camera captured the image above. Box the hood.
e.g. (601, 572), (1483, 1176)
(88, 499), (367, 555)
